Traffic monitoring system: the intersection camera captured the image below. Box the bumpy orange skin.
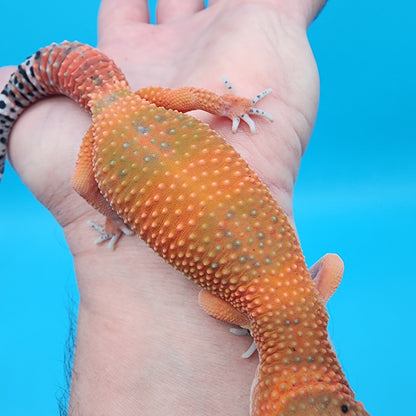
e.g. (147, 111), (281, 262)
(0, 42), (370, 416)
(91, 95), (368, 416)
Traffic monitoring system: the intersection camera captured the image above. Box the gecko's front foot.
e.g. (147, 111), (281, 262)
(221, 76), (273, 133)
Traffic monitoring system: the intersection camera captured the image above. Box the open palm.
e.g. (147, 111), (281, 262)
(1, 1), (326, 415)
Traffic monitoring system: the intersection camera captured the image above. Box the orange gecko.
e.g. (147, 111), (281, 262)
(0, 42), (370, 416)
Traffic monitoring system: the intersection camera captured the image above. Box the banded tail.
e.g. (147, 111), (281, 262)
(0, 41), (129, 181)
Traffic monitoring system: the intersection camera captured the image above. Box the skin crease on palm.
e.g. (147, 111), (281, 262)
(1, 0), (330, 415)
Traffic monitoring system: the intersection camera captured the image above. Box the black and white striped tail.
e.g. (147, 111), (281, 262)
(0, 45), (68, 181)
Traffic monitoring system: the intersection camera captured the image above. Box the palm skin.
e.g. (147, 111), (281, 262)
(0, 0), (326, 414)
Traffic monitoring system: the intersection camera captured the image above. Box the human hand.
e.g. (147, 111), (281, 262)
(1, 1), (326, 415)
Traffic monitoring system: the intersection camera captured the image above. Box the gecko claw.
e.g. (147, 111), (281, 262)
(222, 75), (234, 92)
(249, 88), (274, 126)
(251, 88), (273, 105)
(231, 116), (241, 133)
(241, 340), (258, 359)
(240, 113), (256, 133)
(249, 107), (274, 122)
(222, 76), (273, 134)
(230, 327), (258, 358)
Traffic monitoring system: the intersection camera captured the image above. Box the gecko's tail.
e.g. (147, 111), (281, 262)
(0, 54), (48, 181)
(0, 42), (80, 181)
(0, 41), (130, 183)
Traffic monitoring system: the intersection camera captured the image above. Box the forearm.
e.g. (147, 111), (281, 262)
(67, 242), (258, 416)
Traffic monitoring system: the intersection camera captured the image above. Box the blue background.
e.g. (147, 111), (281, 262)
(0, 1), (414, 415)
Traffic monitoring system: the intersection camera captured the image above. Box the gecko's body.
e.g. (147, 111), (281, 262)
(0, 42), (369, 416)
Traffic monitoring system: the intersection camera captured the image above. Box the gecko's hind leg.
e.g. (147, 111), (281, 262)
(71, 126), (133, 249)
(309, 253), (344, 304)
(198, 289), (257, 358)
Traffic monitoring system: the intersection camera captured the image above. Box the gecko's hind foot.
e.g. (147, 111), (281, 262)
(222, 75), (273, 134)
(87, 219), (134, 250)
(230, 327), (258, 359)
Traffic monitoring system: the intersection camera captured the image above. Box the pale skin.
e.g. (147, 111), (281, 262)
(1, 0), (329, 415)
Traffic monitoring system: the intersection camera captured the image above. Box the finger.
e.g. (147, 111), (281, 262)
(98, 0), (150, 37)
(157, 0), (205, 24)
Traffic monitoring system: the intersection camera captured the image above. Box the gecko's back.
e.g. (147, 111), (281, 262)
(92, 93), (367, 415)
(0, 42), (370, 416)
